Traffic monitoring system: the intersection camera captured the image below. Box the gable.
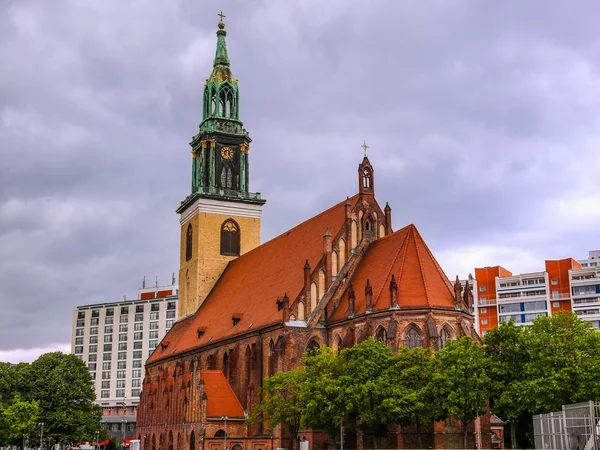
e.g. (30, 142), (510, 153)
(330, 224), (456, 321)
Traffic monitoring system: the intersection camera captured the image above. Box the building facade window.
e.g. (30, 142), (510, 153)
(220, 220), (240, 256)
(132, 369), (142, 378)
(116, 389), (125, 398)
(134, 332), (143, 340)
(119, 333), (127, 342)
(119, 324), (128, 333)
(101, 390), (109, 399)
(103, 353), (112, 361)
(89, 336), (98, 344)
(89, 345), (98, 353)
(132, 360), (142, 368)
(134, 313), (143, 322)
(103, 344), (112, 352)
(150, 322), (159, 330)
(186, 224), (193, 261)
(102, 362), (111, 370)
(90, 327), (98, 336)
(75, 328), (84, 336)
(90, 318), (99, 326)
(105, 316), (114, 325)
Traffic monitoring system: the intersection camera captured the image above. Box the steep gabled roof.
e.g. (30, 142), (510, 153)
(148, 194), (360, 363)
(201, 370), (245, 418)
(330, 224), (455, 321)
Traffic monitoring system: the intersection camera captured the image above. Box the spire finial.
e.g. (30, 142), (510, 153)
(361, 140), (369, 157)
(218, 11), (226, 22)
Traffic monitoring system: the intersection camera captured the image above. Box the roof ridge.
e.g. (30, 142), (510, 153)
(234, 193), (360, 261)
(412, 226), (454, 296)
(372, 227), (411, 307)
(395, 225), (413, 294)
(411, 225), (432, 308)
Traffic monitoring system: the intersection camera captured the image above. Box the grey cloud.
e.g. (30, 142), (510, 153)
(1, 0), (599, 352)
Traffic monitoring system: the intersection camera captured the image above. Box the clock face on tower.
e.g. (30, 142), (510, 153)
(220, 146), (234, 160)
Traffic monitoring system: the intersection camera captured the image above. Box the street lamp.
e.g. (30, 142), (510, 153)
(220, 416), (228, 450)
(38, 422), (44, 450)
(121, 419), (128, 442)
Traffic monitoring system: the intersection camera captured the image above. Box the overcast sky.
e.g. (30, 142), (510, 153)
(1, 0), (599, 363)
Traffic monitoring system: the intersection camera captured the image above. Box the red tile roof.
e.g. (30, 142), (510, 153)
(330, 224), (455, 321)
(201, 370), (245, 418)
(149, 195), (360, 364)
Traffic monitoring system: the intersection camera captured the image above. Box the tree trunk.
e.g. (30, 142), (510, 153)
(511, 420), (517, 449)
(416, 418), (423, 449)
(463, 421), (469, 450)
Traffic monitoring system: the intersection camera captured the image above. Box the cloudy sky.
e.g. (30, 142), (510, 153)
(1, 0), (599, 363)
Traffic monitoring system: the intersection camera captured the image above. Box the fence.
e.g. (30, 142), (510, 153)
(533, 401), (600, 450)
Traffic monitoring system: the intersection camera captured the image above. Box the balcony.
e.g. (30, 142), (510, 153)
(550, 292), (572, 300)
(478, 298), (497, 306)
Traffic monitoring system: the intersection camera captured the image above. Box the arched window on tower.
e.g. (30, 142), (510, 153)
(185, 224), (193, 261)
(220, 220), (240, 256)
(220, 166), (233, 189)
(219, 84), (234, 118)
(362, 168), (372, 188)
(210, 85), (217, 116)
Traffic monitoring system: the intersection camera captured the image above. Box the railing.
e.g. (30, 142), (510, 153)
(551, 293), (573, 300)
(534, 401), (600, 450)
(478, 298), (497, 306)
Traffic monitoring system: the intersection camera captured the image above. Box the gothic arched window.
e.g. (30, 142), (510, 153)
(440, 326), (452, 348)
(306, 339), (320, 356)
(405, 327), (422, 349)
(220, 166), (233, 189)
(375, 326), (387, 342)
(362, 168), (372, 188)
(185, 224), (193, 261)
(220, 220), (240, 256)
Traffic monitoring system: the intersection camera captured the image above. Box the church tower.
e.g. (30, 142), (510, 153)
(176, 15), (266, 318)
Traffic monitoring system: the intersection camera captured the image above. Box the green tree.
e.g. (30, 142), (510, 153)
(300, 346), (345, 443)
(22, 352), (104, 444)
(432, 337), (490, 449)
(1, 397), (39, 447)
(380, 346), (436, 448)
(335, 339), (394, 446)
(253, 368), (305, 449)
(520, 312), (600, 413)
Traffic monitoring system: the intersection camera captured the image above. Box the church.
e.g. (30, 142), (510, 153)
(137, 16), (489, 450)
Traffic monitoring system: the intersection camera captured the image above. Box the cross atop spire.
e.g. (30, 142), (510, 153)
(361, 140), (369, 157)
(218, 11), (226, 22)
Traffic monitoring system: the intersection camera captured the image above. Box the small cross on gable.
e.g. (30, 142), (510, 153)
(361, 139), (369, 157)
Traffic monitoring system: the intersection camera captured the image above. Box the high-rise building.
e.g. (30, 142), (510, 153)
(71, 279), (178, 441)
(472, 254), (600, 334)
(579, 249), (600, 268)
(570, 265), (600, 328)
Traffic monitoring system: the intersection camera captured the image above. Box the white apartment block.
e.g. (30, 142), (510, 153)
(71, 281), (178, 438)
(579, 250), (600, 268)
(496, 272), (550, 326)
(570, 266), (600, 328)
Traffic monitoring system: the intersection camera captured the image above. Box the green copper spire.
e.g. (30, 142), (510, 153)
(214, 12), (230, 67)
(178, 12), (265, 215)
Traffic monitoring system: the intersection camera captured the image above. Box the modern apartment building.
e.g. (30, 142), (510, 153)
(570, 265), (600, 328)
(71, 279), (178, 441)
(579, 250), (600, 268)
(473, 256), (594, 335)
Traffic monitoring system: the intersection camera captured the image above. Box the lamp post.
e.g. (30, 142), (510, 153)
(95, 431), (99, 450)
(38, 422), (44, 450)
(220, 416), (228, 450)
